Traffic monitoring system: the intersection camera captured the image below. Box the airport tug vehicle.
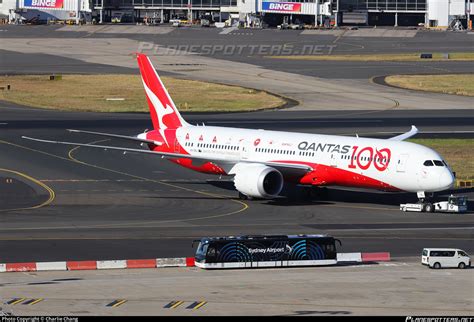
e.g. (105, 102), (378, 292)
(400, 194), (468, 213)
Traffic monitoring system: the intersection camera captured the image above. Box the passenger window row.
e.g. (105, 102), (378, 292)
(430, 251), (456, 257)
(299, 151), (314, 157)
(256, 148), (296, 155)
(341, 155), (390, 163)
(197, 143), (239, 150)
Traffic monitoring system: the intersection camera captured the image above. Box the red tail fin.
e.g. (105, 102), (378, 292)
(136, 53), (188, 130)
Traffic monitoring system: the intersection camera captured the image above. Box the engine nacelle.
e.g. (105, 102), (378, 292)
(232, 163), (284, 199)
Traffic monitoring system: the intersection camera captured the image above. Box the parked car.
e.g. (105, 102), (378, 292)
(169, 19), (181, 27)
(422, 248), (470, 269)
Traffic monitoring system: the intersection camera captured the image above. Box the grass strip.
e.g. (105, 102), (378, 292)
(0, 74), (285, 113)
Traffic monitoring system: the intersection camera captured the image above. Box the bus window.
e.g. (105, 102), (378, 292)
(195, 242), (209, 262)
(207, 247), (216, 258)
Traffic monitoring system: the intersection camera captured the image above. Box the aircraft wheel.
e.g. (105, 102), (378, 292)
(424, 203), (434, 213)
(238, 192), (248, 200)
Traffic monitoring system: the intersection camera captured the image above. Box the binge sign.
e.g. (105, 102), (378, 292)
(23, 0), (64, 8)
(262, 1), (302, 12)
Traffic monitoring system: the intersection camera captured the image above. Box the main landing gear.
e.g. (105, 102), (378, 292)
(238, 192), (252, 200)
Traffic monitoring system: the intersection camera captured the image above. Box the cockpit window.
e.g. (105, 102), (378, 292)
(433, 160), (444, 167)
(443, 160), (448, 167)
(423, 160), (434, 166)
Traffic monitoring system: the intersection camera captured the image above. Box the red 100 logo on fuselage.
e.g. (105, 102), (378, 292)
(348, 146), (391, 171)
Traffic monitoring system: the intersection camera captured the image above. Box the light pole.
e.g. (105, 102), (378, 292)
(468, 0), (472, 30)
(76, 0), (81, 24)
(188, 0), (192, 22)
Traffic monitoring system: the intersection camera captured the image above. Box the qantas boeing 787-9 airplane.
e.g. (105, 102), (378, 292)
(24, 53), (455, 206)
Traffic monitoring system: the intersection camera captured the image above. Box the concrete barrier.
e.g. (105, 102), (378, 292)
(186, 257), (195, 267)
(126, 259), (156, 269)
(337, 252), (362, 262)
(361, 252), (391, 262)
(1, 253), (388, 273)
(36, 261), (67, 271)
(156, 258), (187, 267)
(6, 262), (36, 272)
(97, 260), (127, 270)
(67, 261), (97, 271)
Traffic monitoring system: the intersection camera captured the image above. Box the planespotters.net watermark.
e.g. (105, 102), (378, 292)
(406, 317), (474, 322)
(137, 41), (337, 56)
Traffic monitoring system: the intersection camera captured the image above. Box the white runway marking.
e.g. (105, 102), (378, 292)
(330, 226), (474, 232)
(56, 25), (173, 34)
(207, 120), (382, 124)
(219, 27), (238, 35)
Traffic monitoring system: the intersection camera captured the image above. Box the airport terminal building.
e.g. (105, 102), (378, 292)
(1, 0), (473, 28)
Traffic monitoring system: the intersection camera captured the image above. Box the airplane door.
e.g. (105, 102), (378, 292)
(330, 153), (338, 167)
(239, 140), (250, 160)
(397, 154), (409, 172)
(174, 138), (180, 153)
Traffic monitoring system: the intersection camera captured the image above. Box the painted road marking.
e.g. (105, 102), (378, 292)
(219, 27), (237, 35)
(186, 301), (207, 310)
(106, 299), (127, 307)
(164, 300), (184, 309)
(22, 298), (43, 305)
(40, 179), (145, 182)
(207, 120), (382, 124)
(0, 168), (55, 213)
(0, 138), (249, 224)
(7, 298), (26, 305)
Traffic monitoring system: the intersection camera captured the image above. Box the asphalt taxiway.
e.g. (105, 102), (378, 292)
(0, 101), (472, 263)
(2, 25), (474, 80)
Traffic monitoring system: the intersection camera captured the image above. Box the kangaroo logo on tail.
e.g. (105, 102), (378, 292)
(136, 53), (188, 146)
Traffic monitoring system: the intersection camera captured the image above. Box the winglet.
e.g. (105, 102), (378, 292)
(388, 125), (418, 141)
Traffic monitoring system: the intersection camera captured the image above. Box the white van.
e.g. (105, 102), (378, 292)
(422, 248), (471, 269)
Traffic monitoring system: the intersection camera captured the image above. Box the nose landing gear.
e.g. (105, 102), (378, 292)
(417, 191), (435, 212)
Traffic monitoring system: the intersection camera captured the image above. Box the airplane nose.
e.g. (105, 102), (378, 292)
(439, 171), (455, 190)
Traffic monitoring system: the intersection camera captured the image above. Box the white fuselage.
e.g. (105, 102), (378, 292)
(173, 126), (454, 193)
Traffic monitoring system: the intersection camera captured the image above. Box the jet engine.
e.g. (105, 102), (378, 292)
(233, 164), (284, 199)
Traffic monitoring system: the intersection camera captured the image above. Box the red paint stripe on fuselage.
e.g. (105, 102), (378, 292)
(145, 130), (400, 191)
(274, 160), (401, 191)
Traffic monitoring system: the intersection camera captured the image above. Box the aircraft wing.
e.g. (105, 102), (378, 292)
(388, 125), (418, 141)
(67, 129), (162, 146)
(263, 161), (312, 172)
(22, 136), (313, 174)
